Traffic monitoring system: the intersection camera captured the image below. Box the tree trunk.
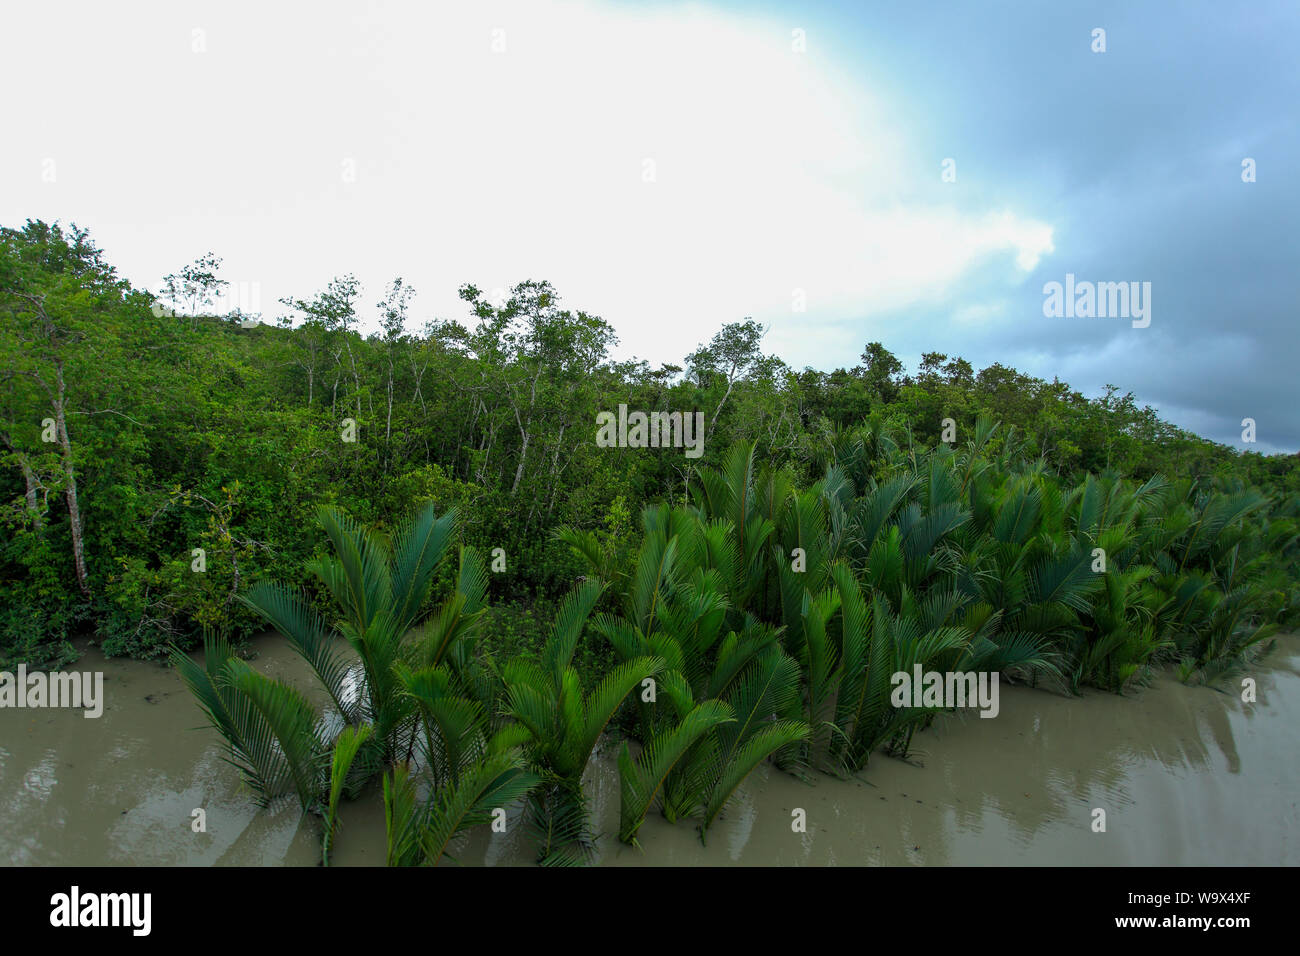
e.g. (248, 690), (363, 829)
(508, 369), (543, 496)
(708, 376), (736, 437)
(544, 424), (568, 520)
(343, 335), (362, 420)
(1, 437), (44, 529)
(54, 361), (90, 596)
(511, 429), (530, 496)
(410, 352), (428, 414)
(20, 458), (41, 523)
(385, 363), (394, 445)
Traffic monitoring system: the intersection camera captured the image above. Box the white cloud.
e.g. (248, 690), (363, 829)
(0, 0), (1054, 371)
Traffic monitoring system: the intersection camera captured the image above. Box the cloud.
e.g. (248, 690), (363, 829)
(0, 1), (1054, 363)
(0, 0), (1293, 451)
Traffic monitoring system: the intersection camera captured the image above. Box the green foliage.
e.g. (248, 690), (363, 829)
(502, 579), (664, 863)
(4, 219), (1296, 671)
(5, 219), (1299, 864)
(175, 502), (535, 864)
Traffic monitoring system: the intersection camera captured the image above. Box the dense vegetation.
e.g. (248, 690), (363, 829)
(178, 430), (1297, 864)
(5, 218), (1296, 863)
(4, 219), (1296, 673)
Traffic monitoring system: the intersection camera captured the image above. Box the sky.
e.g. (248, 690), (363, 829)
(2, 0), (1296, 452)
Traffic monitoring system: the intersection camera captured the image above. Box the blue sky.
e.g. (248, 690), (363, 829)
(2, 0), (1296, 451)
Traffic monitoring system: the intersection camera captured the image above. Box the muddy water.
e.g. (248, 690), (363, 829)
(2, 635), (1297, 866)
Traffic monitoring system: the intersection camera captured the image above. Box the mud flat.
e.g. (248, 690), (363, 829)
(2, 635), (1296, 866)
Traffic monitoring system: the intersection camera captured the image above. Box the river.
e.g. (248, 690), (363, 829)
(2, 634), (1296, 866)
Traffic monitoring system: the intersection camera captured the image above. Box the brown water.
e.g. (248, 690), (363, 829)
(2, 635), (1297, 866)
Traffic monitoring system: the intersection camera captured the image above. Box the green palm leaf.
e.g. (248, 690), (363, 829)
(701, 720), (809, 836)
(420, 750), (540, 866)
(323, 724), (374, 865)
(618, 699), (734, 845)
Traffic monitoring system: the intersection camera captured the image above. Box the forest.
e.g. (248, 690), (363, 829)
(2, 218), (1298, 863)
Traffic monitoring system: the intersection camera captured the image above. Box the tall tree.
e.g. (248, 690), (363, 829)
(686, 318), (768, 436)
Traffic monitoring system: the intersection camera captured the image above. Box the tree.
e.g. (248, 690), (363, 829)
(459, 280), (617, 499)
(685, 318), (768, 436)
(0, 221), (133, 597)
(377, 277), (415, 458)
(281, 275), (364, 417)
(161, 252), (228, 328)
(858, 341), (904, 404)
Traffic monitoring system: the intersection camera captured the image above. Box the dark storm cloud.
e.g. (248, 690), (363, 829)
(775, 0), (1299, 451)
